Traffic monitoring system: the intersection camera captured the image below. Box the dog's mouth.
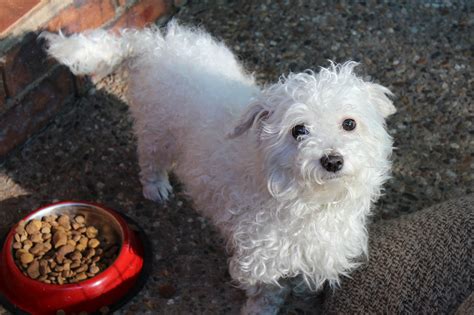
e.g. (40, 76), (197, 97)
(321, 173), (345, 181)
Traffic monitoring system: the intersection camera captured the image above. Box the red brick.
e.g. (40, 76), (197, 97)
(0, 66), (75, 157)
(3, 32), (55, 99)
(47, 0), (117, 33)
(0, 0), (41, 33)
(109, 0), (170, 30)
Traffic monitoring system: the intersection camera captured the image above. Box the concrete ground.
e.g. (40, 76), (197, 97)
(1, 1), (472, 314)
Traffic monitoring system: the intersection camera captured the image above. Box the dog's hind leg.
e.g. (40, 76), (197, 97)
(136, 130), (175, 203)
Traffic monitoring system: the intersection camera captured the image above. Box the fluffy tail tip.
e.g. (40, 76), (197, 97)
(40, 30), (128, 77)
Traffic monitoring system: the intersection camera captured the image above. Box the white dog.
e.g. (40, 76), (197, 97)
(42, 21), (395, 314)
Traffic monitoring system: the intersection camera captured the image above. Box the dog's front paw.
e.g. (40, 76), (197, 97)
(241, 299), (280, 315)
(142, 179), (173, 203)
(241, 283), (290, 315)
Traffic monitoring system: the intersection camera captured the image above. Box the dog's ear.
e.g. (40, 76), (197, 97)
(228, 102), (271, 138)
(367, 83), (396, 118)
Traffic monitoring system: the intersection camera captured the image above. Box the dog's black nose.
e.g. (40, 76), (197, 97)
(320, 155), (344, 172)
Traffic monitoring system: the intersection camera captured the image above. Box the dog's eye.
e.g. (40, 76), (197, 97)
(342, 119), (356, 131)
(291, 124), (309, 140)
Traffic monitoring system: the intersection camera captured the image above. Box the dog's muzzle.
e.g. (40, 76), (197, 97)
(320, 154), (344, 173)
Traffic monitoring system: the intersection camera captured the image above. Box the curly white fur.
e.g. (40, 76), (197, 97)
(42, 21), (396, 314)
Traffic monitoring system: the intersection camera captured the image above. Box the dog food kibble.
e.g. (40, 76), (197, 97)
(12, 214), (119, 284)
(20, 252), (34, 264)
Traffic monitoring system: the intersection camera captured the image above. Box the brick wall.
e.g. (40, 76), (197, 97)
(0, 0), (180, 158)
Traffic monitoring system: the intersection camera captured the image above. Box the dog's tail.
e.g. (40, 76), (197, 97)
(40, 28), (149, 77)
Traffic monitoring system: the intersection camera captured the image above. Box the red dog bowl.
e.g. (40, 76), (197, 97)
(0, 201), (151, 314)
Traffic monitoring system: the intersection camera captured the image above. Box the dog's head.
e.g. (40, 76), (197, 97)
(230, 62), (395, 204)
